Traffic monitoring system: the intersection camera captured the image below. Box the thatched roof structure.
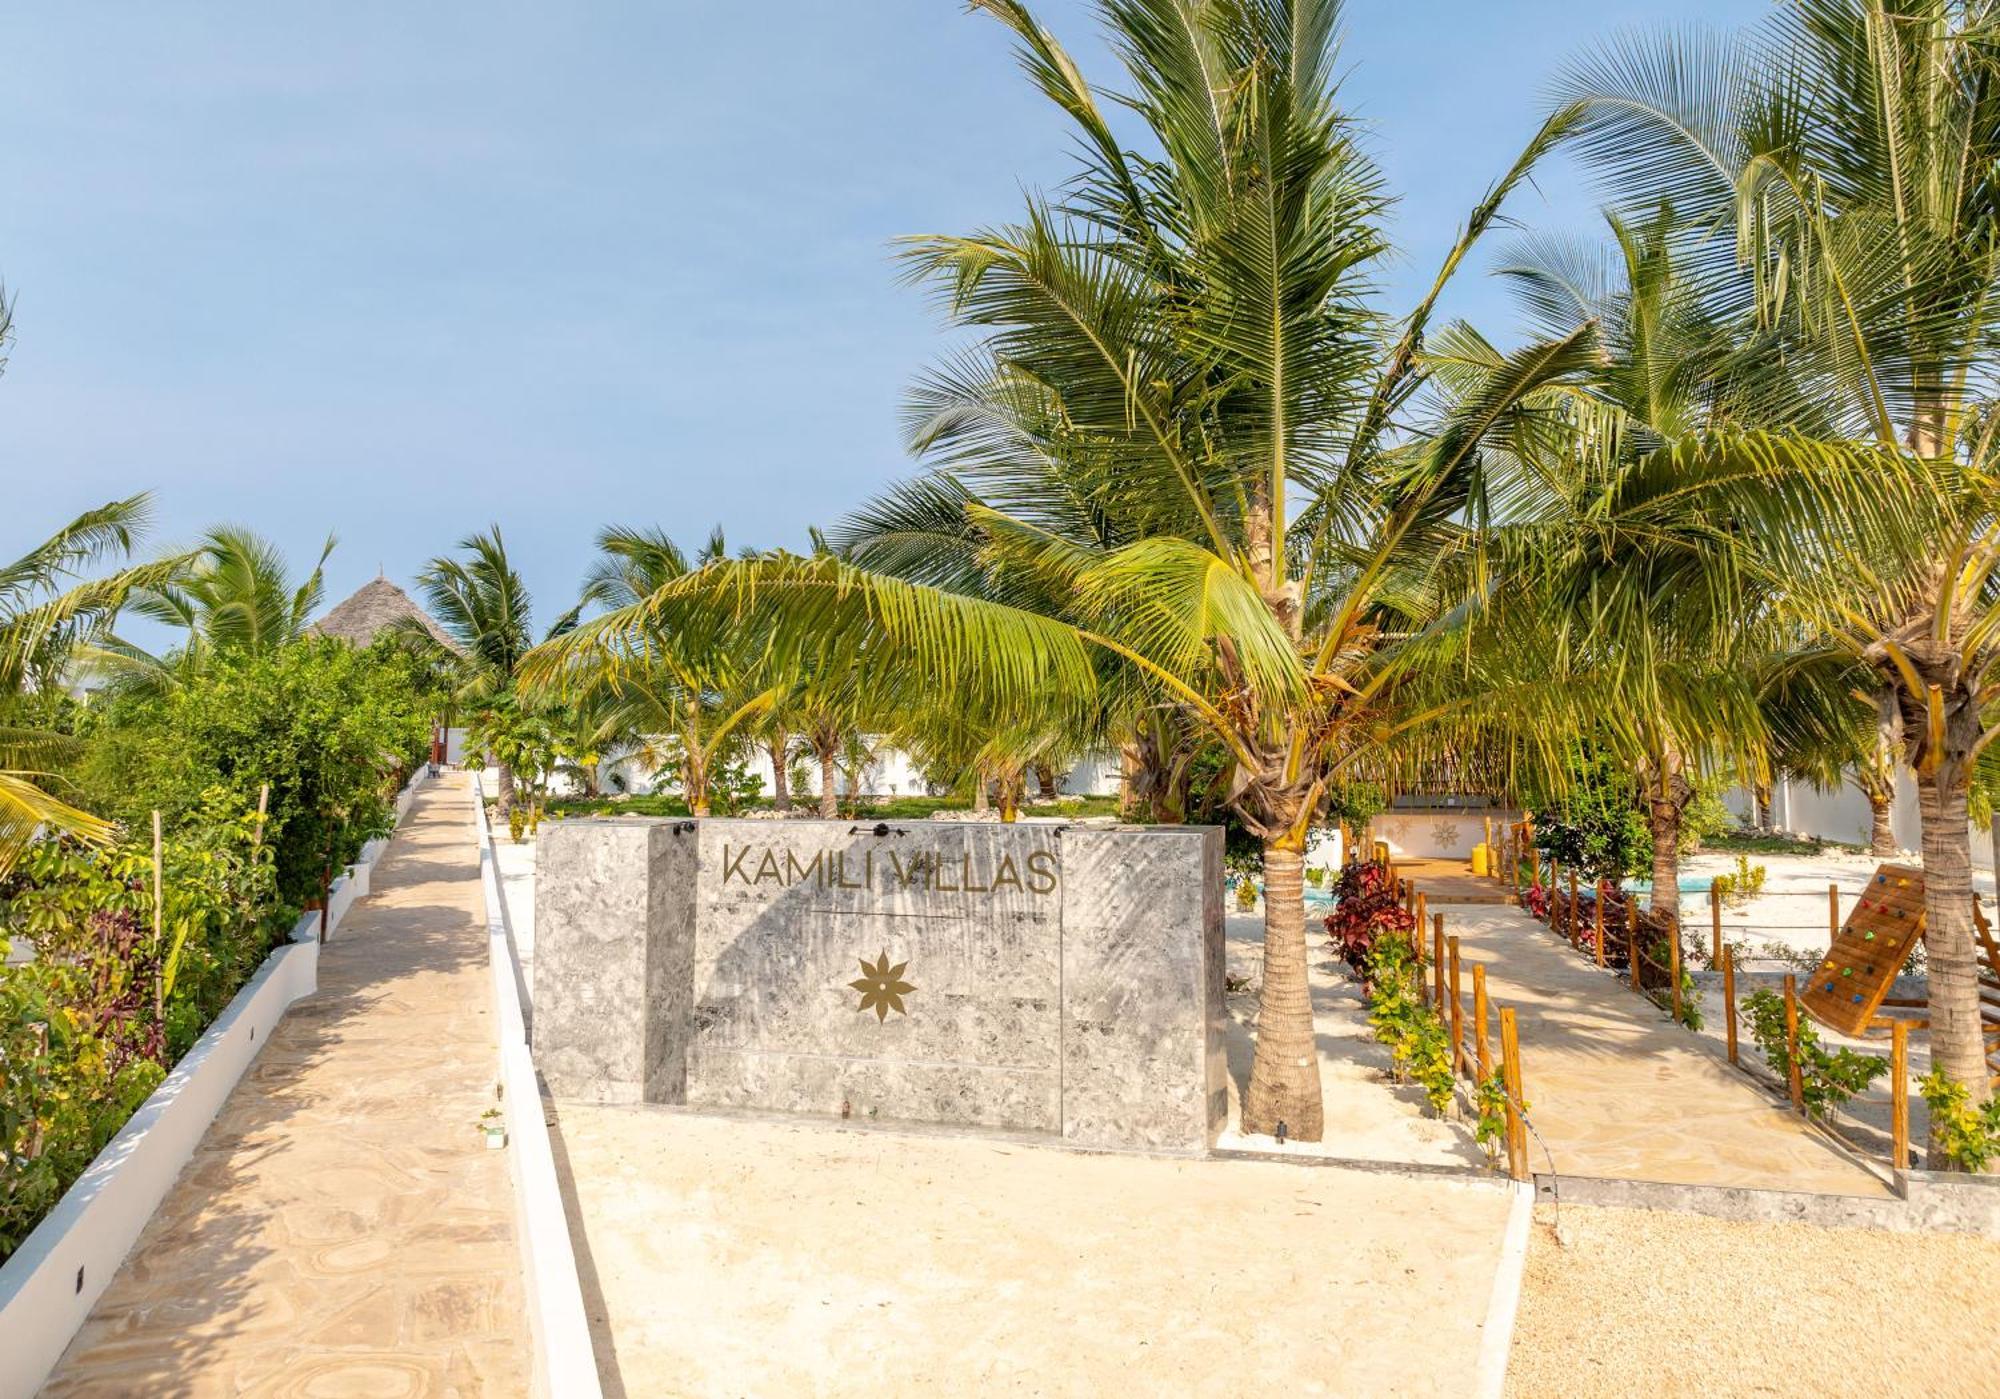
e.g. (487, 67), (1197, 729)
(309, 575), (462, 653)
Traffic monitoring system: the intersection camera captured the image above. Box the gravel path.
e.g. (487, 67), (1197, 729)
(1507, 1205), (2000, 1397)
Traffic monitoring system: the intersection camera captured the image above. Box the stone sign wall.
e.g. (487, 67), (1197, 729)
(535, 817), (1226, 1154)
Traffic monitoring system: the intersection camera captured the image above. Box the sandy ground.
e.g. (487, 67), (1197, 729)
(1679, 846), (1997, 964)
(551, 1105), (1514, 1398)
(1506, 1204), (2000, 1398)
(1217, 912), (1482, 1167)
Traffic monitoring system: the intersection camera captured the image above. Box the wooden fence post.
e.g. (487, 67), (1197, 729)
(1448, 935), (1464, 1073)
(1567, 870), (1580, 945)
(1782, 974), (1804, 1111)
(1710, 885), (1723, 967)
(1593, 883), (1606, 966)
(1628, 901), (1641, 993)
(1828, 882), (1840, 942)
(1891, 1020), (1910, 1171)
(1474, 963), (1491, 1079)
(151, 810), (165, 1023)
(1668, 913), (1683, 1023)
(1722, 946), (1738, 1065)
(1500, 1008), (1527, 1182)
(1433, 914), (1446, 1010)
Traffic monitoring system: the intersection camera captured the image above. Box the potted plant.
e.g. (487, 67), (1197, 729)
(479, 1107), (506, 1150)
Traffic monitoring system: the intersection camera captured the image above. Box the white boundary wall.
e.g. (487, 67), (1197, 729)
(0, 766), (429, 1397)
(470, 773), (603, 1399)
(0, 936), (319, 1399)
(1725, 772), (1993, 871)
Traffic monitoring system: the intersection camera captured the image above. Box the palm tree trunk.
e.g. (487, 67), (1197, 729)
(1754, 784), (1773, 834)
(972, 769), (990, 816)
(1033, 762), (1058, 802)
(1867, 791), (1896, 857)
(496, 762), (515, 817)
(1118, 741), (1142, 820)
(1647, 791), (1682, 933)
(1242, 841), (1323, 1141)
(818, 743), (839, 819)
(1915, 769), (1994, 1158)
(768, 735), (791, 812)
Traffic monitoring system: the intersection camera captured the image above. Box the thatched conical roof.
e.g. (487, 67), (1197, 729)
(310, 576), (462, 653)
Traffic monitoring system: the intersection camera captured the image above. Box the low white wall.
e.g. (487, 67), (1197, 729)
(1728, 774), (1991, 870)
(1373, 809), (1514, 861)
(470, 775), (603, 1399)
(0, 937), (319, 1399)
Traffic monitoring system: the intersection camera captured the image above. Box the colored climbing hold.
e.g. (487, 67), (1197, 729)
(1842, 968), (1853, 977)
(1851, 993), (1863, 1003)
(1824, 982), (1835, 992)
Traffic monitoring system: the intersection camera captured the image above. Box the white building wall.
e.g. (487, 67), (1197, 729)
(593, 742), (1126, 803)
(1728, 772), (1989, 870)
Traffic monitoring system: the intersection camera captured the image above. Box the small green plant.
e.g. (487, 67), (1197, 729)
(1917, 1071), (2000, 1172)
(1472, 1071), (1509, 1166)
(1742, 989), (1888, 1121)
(1709, 855), (1767, 908)
(1233, 877), (1259, 911)
(507, 806), (526, 843)
(1305, 866), (1327, 889)
(1359, 932), (1457, 1116)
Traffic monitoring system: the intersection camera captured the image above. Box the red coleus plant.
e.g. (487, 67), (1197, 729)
(1324, 860), (1416, 982)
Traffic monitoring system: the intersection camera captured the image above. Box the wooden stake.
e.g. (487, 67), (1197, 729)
(1473, 963), (1491, 1079)
(1433, 914), (1446, 1010)
(1448, 935), (1464, 1074)
(1628, 901), (1641, 992)
(1500, 1008), (1527, 1182)
(1593, 883), (1606, 966)
(1710, 884), (1723, 967)
(1828, 883), (1840, 942)
(1668, 913), (1682, 1023)
(1891, 1020), (1910, 1171)
(1567, 870), (1580, 945)
(152, 811), (165, 1023)
(1722, 946), (1738, 1065)
(1782, 974), (1804, 1111)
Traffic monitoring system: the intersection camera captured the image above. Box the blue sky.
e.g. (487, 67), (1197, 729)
(0, 1), (1761, 630)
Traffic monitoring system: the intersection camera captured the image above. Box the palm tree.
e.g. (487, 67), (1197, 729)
(97, 527), (334, 690)
(0, 496), (170, 872)
(416, 527), (539, 815)
(540, 526), (785, 818)
(1555, 0), (2000, 1127)
(527, 0), (1594, 1140)
(1760, 651), (1904, 857)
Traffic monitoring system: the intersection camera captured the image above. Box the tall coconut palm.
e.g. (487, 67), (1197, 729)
(526, 0), (1596, 1141)
(1759, 650), (1904, 857)
(416, 527), (540, 814)
(1555, 0), (2000, 1124)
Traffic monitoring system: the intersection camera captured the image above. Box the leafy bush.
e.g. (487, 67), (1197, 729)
(71, 639), (436, 903)
(1, 798), (282, 1259)
(1710, 855), (1767, 907)
(1918, 1072), (2000, 1173)
(1324, 860), (1415, 978)
(1742, 989), (1887, 1121)
(1354, 929), (1455, 1115)
(1522, 745), (1650, 884)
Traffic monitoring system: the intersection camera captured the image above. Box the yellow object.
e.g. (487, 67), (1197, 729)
(1470, 843), (1490, 877)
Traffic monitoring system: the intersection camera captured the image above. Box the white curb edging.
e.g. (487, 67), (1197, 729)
(1474, 1180), (1536, 1399)
(471, 775), (603, 1399)
(0, 937), (319, 1399)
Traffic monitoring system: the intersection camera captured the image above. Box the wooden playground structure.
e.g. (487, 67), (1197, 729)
(1463, 818), (2000, 1170)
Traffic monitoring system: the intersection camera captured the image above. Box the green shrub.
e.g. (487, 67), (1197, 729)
(1742, 989), (1887, 1121)
(1710, 855), (1767, 908)
(72, 639), (435, 903)
(1918, 1072), (2000, 1173)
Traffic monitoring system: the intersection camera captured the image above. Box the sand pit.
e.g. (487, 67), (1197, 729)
(550, 1106), (1516, 1397)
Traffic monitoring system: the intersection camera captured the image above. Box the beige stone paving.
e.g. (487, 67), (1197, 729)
(41, 773), (529, 1397)
(1438, 899), (1889, 1196)
(551, 1105), (1514, 1397)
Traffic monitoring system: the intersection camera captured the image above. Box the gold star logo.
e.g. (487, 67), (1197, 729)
(849, 950), (915, 1022)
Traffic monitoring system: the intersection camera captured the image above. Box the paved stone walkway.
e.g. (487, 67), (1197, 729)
(1431, 897), (1888, 1196)
(43, 774), (529, 1396)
